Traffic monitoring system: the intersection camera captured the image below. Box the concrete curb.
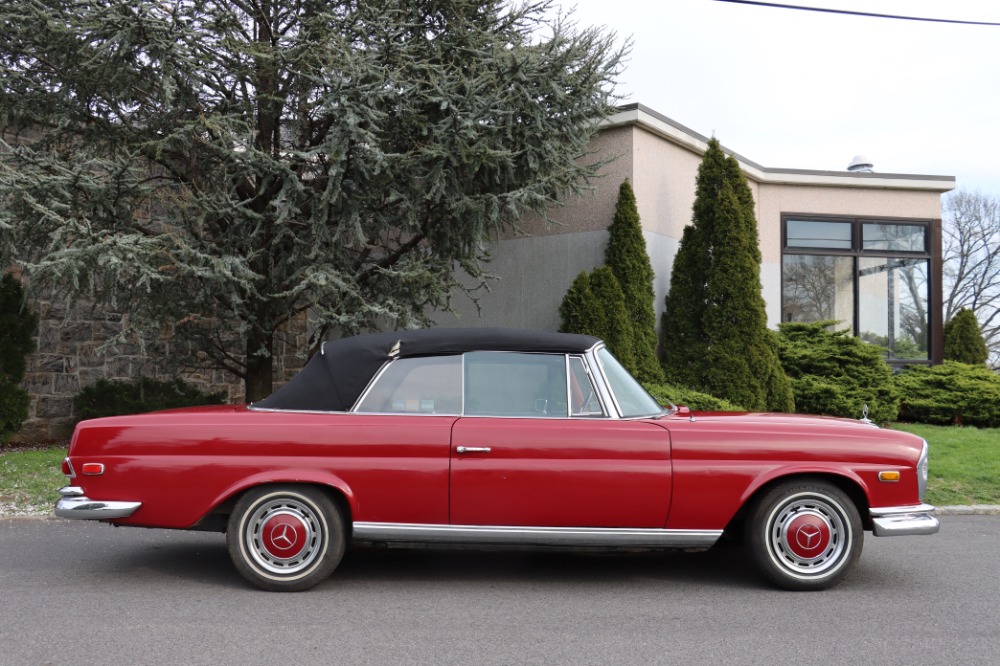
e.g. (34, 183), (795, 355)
(937, 505), (1000, 515)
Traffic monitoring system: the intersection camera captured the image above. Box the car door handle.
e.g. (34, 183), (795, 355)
(456, 446), (492, 454)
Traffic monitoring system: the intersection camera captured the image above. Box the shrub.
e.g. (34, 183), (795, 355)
(0, 274), (38, 442)
(643, 382), (744, 412)
(894, 361), (1000, 427)
(0, 377), (32, 441)
(73, 377), (227, 425)
(777, 321), (899, 424)
(943, 308), (988, 365)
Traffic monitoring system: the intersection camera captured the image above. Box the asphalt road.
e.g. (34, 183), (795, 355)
(1, 516), (997, 666)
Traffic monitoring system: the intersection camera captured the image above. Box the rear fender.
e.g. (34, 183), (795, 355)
(205, 469), (357, 524)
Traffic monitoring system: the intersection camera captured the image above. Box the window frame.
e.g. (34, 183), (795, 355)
(351, 350), (615, 419)
(781, 213), (943, 367)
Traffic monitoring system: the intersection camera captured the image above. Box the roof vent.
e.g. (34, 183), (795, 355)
(847, 155), (874, 173)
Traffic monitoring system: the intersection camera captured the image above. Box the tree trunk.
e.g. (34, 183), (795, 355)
(244, 330), (274, 403)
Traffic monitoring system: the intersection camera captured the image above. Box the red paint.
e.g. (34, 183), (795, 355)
(450, 418), (671, 527)
(62, 404), (928, 533)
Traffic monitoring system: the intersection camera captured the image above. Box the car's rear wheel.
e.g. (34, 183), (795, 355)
(226, 485), (345, 592)
(746, 480), (863, 591)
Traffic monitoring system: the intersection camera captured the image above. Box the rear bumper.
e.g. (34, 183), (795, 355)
(870, 503), (940, 536)
(54, 486), (141, 520)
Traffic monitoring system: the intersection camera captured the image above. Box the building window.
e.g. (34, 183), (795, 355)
(782, 217), (934, 365)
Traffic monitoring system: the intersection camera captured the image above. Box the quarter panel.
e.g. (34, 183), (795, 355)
(66, 411), (456, 528)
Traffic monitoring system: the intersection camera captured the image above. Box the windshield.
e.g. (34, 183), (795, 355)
(596, 347), (663, 418)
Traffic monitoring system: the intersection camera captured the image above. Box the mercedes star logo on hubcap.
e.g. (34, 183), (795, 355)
(795, 524), (822, 550)
(270, 523), (297, 551)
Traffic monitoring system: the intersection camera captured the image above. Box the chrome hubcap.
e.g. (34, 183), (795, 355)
(765, 493), (849, 578)
(244, 497), (323, 576)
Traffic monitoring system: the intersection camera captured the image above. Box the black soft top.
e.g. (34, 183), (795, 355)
(252, 328), (601, 412)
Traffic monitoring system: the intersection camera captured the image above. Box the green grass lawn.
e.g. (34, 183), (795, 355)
(891, 423), (1000, 506)
(0, 446), (66, 515)
(1, 424), (997, 515)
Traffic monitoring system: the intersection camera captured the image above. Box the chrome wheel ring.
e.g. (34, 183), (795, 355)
(764, 492), (850, 578)
(242, 495), (325, 577)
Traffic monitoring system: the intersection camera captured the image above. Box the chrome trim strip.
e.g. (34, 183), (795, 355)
(569, 354), (609, 418)
(352, 522), (722, 548)
(247, 406), (349, 414)
(870, 504), (940, 536)
(564, 353), (571, 416)
(870, 503), (938, 517)
(586, 346), (623, 419)
(55, 490), (142, 520)
(350, 358), (395, 412)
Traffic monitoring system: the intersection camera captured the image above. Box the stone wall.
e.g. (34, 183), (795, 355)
(16, 296), (308, 442)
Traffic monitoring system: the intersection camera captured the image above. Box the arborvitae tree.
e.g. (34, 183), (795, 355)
(943, 308), (989, 365)
(661, 139), (792, 411)
(660, 224), (708, 381)
(0, 274), (37, 441)
(0, 0), (625, 401)
(559, 272), (607, 339)
(605, 180), (664, 383)
(588, 267), (637, 374)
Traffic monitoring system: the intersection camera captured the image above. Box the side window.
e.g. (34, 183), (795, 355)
(354, 356), (462, 414)
(464, 352), (568, 418)
(569, 356), (605, 417)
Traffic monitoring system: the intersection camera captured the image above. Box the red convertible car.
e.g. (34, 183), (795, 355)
(56, 328), (938, 591)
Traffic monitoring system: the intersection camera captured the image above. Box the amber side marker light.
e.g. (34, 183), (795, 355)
(81, 463), (105, 476)
(878, 471), (901, 482)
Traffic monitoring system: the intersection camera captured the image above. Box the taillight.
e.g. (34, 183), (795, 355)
(61, 457), (76, 478)
(81, 463), (105, 476)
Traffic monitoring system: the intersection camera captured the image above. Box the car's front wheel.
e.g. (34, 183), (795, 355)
(227, 485), (345, 592)
(746, 480), (863, 591)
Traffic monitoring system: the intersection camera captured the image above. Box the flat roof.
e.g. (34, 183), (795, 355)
(602, 104), (955, 193)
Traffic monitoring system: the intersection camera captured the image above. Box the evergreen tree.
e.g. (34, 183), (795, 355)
(943, 308), (989, 365)
(589, 267), (637, 374)
(0, 274), (37, 441)
(605, 180), (663, 383)
(559, 272), (607, 339)
(660, 224), (708, 381)
(0, 0), (625, 401)
(661, 139), (792, 411)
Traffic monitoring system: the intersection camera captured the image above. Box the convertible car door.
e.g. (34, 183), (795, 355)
(449, 351), (672, 528)
(450, 418), (672, 528)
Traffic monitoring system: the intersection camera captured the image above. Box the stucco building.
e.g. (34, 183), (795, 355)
(437, 103), (954, 367)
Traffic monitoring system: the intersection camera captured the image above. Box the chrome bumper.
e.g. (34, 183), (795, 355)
(55, 486), (141, 520)
(870, 503), (940, 536)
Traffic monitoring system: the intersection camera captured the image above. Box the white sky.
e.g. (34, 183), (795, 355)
(554, 0), (1000, 193)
